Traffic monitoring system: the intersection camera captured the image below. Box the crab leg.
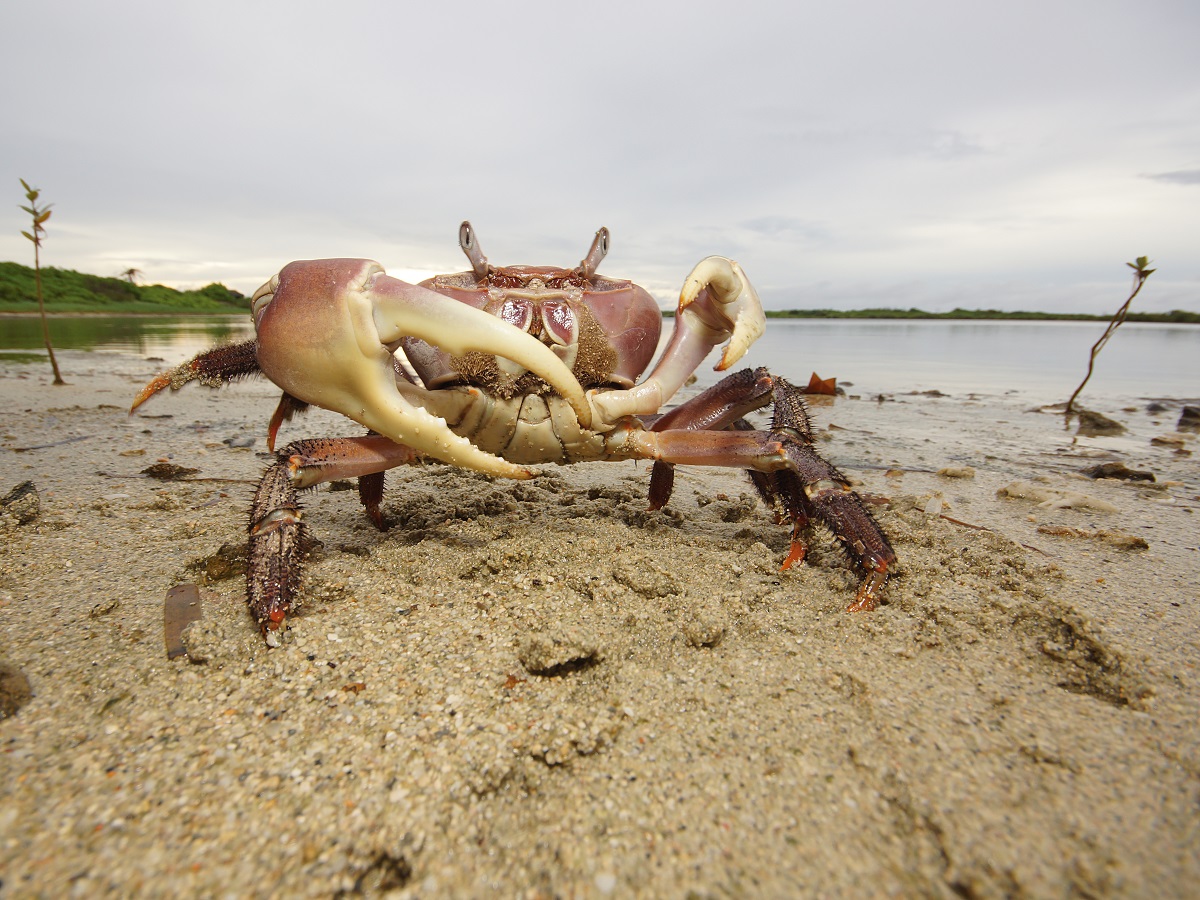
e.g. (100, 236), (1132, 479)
(650, 367), (777, 433)
(591, 256), (766, 423)
(619, 380), (895, 610)
(645, 368), (776, 508)
(252, 259), (591, 480)
(280, 435), (421, 488)
(246, 434), (424, 629)
(247, 462), (306, 631)
(130, 339), (261, 411)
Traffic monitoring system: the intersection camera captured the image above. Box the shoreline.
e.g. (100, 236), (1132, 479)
(4, 308), (1199, 323)
(0, 310), (246, 319)
(1, 351), (1197, 896)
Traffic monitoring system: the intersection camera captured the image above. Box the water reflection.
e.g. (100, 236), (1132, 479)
(0, 315), (254, 358)
(0, 314), (1196, 404)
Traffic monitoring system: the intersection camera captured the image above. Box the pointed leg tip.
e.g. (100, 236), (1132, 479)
(846, 595), (879, 613)
(130, 374), (171, 412)
(846, 566), (889, 612)
(780, 540), (808, 571)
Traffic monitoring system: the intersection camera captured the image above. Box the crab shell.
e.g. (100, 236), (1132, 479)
(403, 266), (663, 393)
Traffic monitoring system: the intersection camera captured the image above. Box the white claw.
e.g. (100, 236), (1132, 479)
(679, 256), (766, 371)
(590, 256), (767, 424)
(253, 258), (594, 481)
(367, 268), (592, 429)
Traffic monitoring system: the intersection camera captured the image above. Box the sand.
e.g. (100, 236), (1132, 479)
(1, 349), (1198, 898)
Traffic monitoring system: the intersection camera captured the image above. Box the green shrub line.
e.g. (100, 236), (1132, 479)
(0, 261), (247, 314)
(2, 260), (1195, 323)
(665, 306), (1197, 323)
(759, 305), (1197, 323)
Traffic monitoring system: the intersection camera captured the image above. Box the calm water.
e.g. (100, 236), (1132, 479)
(0, 315), (253, 357)
(1, 314), (1196, 406)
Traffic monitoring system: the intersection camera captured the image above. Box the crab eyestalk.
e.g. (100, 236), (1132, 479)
(577, 226), (610, 280)
(459, 221), (491, 281)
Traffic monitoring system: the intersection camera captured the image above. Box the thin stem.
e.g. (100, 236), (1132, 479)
(1064, 260), (1153, 420)
(33, 236), (65, 384)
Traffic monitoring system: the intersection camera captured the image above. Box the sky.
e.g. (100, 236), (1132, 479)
(2, 0), (1198, 314)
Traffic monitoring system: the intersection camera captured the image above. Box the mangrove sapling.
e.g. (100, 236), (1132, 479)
(1064, 257), (1155, 426)
(18, 179), (65, 385)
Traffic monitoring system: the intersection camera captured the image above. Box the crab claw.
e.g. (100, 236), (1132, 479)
(252, 259), (591, 479)
(679, 256), (766, 371)
(590, 255), (767, 424)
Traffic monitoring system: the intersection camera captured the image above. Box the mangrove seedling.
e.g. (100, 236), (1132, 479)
(18, 178), (65, 385)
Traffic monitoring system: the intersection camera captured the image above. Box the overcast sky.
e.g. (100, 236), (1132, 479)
(2, 1), (1198, 313)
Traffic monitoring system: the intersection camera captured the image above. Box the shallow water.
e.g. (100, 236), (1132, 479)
(738, 319), (1199, 405)
(0, 314), (252, 357)
(1, 314), (1196, 406)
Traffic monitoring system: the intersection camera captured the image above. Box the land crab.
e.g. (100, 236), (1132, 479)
(133, 223), (895, 640)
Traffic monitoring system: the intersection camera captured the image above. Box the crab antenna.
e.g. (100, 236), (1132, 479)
(578, 226), (610, 279)
(459, 221), (490, 281)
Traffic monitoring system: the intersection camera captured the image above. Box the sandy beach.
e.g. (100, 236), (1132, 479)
(1, 349), (1198, 897)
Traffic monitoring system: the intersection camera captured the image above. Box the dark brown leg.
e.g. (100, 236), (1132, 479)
(246, 435), (423, 632)
(632, 370), (896, 610)
(647, 368), (777, 509)
(248, 462), (308, 632)
(358, 472), (386, 530)
(266, 392), (311, 452)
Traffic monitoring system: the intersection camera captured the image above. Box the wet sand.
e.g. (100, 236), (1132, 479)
(1, 351), (1198, 897)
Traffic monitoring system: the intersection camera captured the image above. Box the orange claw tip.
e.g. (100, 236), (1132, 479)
(846, 596), (879, 613)
(780, 541), (807, 571)
(846, 567), (889, 612)
(130, 374), (171, 412)
(266, 413), (283, 453)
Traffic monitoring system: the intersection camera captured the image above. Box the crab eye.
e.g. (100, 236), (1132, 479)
(459, 220), (490, 281)
(579, 226), (610, 278)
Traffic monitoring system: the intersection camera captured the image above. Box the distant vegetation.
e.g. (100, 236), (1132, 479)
(760, 306), (1199, 323)
(1, 260), (1195, 323)
(0, 261), (246, 313)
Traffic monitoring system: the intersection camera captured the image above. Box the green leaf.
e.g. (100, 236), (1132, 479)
(36, 210), (51, 224)
(19, 178), (31, 192)
(21, 230), (36, 242)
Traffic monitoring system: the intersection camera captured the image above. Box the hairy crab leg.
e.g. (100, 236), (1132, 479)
(247, 435), (425, 631)
(646, 373), (826, 562)
(252, 259), (591, 480)
(592, 256), (766, 423)
(645, 368), (777, 509)
(248, 462), (306, 633)
(619, 391), (895, 610)
(130, 339), (261, 411)
(649, 367), (777, 433)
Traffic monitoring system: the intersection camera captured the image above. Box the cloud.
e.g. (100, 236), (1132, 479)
(739, 216), (830, 242)
(2, 1), (1199, 314)
(1143, 170), (1200, 186)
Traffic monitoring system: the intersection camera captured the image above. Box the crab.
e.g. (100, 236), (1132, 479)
(132, 222), (895, 638)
